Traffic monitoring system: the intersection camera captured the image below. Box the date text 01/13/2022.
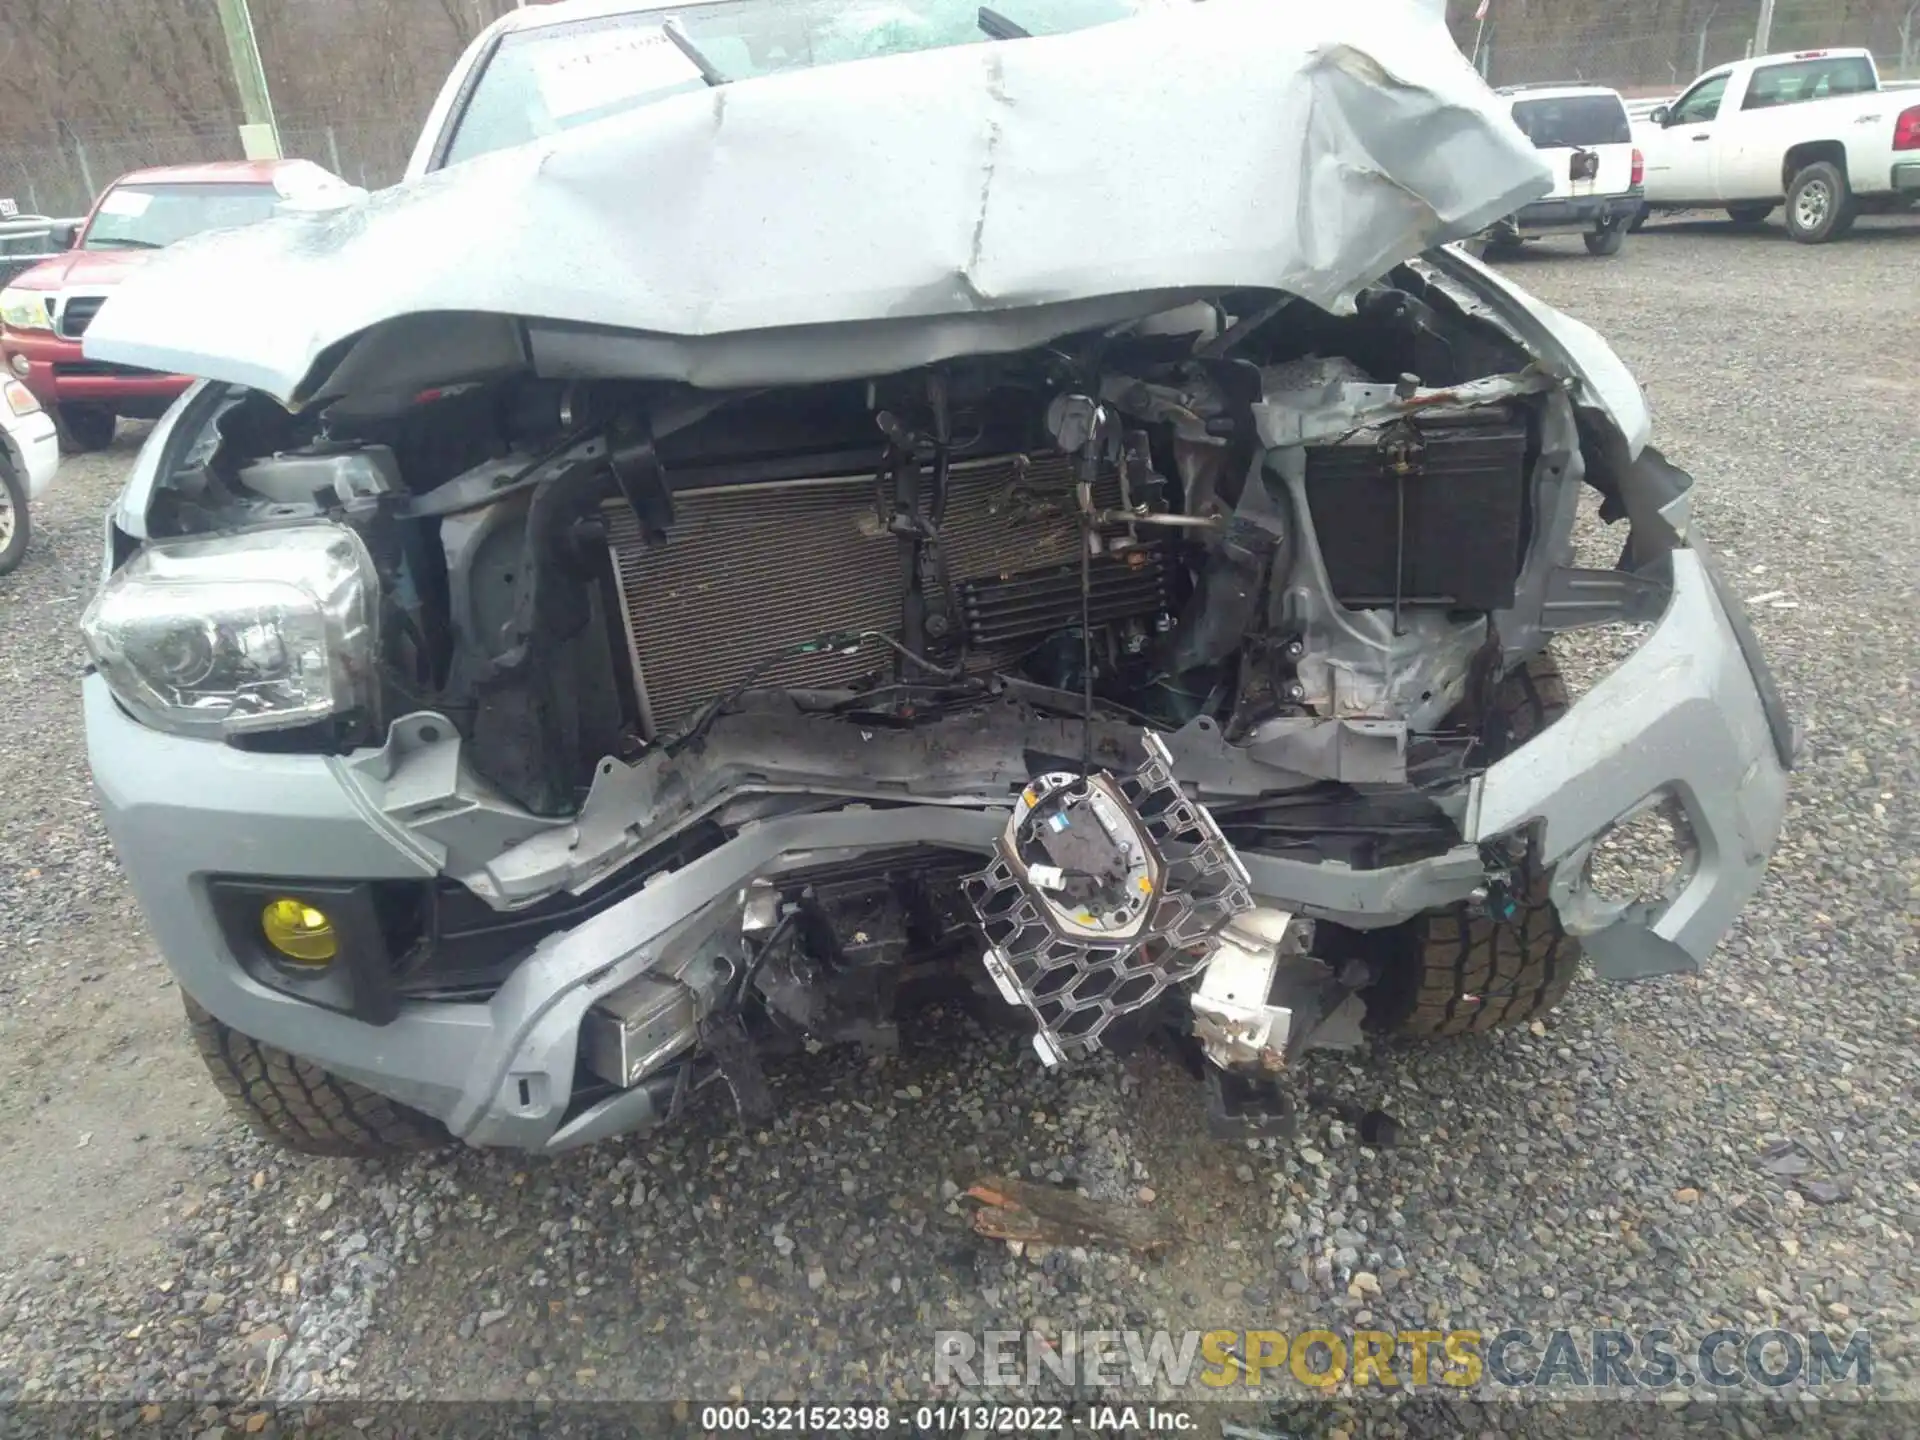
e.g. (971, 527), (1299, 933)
(694, 1404), (1203, 1432)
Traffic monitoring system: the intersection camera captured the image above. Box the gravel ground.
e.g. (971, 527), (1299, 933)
(0, 214), (1915, 1434)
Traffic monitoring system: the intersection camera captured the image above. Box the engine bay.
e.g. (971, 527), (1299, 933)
(141, 265), (1548, 829)
(91, 257), (1611, 1108)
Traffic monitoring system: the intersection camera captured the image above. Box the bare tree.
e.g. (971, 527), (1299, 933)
(0, 0), (519, 148)
(4, 0), (1916, 201)
(1449, 0), (1917, 89)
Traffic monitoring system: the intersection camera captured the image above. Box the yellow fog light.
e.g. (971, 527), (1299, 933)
(261, 898), (337, 965)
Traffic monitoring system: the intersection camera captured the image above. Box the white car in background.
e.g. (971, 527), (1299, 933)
(1633, 48), (1920, 242)
(0, 375), (60, 574)
(1485, 84), (1644, 255)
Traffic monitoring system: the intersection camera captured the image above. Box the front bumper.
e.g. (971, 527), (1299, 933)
(2, 325), (191, 415)
(1509, 191), (1644, 234)
(1470, 548), (1790, 979)
(87, 551), (1789, 1152)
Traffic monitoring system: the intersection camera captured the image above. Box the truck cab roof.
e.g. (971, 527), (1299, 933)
(1495, 83), (1626, 103)
(111, 160), (318, 188)
(1741, 46), (1875, 70)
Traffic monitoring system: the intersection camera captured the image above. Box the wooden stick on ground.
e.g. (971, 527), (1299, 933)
(964, 1174), (1168, 1253)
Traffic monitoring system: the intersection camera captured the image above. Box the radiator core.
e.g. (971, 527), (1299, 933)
(604, 452), (1166, 737)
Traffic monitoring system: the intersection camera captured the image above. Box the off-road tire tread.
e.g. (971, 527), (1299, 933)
(56, 404), (115, 454)
(1379, 652), (1580, 1037)
(183, 996), (448, 1157)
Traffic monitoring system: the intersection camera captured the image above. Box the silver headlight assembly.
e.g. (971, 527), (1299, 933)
(80, 525), (377, 738)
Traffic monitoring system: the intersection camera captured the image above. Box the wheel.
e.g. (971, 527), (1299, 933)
(1784, 162), (1856, 244)
(0, 456), (28, 576)
(1481, 234), (1523, 260)
(1583, 223), (1625, 256)
(1365, 652), (1581, 1037)
(57, 403), (115, 453)
(183, 995), (450, 1157)
(1627, 204), (1650, 233)
(1725, 202), (1774, 227)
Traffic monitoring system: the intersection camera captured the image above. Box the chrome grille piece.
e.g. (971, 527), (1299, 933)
(963, 734), (1253, 1066)
(58, 294), (105, 339)
(605, 453), (1161, 738)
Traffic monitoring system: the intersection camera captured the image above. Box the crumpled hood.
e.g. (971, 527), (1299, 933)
(84, 0), (1551, 403)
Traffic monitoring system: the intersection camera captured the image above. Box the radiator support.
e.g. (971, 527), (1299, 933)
(604, 453), (1168, 737)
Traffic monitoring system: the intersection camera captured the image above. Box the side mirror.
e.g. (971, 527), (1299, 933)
(48, 222), (78, 250)
(1649, 105), (1670, 125)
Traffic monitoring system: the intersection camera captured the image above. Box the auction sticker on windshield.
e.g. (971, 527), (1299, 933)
(97, 190), (154, 218)
(96, 190), (153, 218)
(530, 26), (705, 120)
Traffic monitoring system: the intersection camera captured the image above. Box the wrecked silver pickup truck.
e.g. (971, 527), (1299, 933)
(77, 0), (1791, 1156)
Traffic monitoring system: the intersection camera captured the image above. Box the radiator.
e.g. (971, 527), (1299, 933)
(604, 453), (1167, 737)
(1303, 408), (1530, 613)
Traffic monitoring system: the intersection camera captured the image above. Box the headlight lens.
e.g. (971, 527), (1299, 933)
(0, 287), (54, 332)
(80, 524), (377, 738)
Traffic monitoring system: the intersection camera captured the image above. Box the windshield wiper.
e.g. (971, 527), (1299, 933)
(662, 17), (728, 86)
(86, 238), (163, 250)
(977, 6), (1031, 39)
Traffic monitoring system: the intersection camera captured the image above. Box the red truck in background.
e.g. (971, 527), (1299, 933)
(0, 159), (348, 451)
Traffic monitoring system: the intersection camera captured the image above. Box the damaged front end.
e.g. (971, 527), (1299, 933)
(77, 2), (1791, 1154)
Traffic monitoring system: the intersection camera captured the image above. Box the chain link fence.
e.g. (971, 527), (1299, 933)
(1455, 0), (1920, 96)
(3, 1), (1916, 220)
(0, 116), (418, 219)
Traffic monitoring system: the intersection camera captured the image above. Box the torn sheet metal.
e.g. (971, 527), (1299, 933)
(83, 0), (1550, 402)
(1252, 365), (1562, 448)
(1189, 909), (1296, 1071)
(1416, 251), (1655, 459)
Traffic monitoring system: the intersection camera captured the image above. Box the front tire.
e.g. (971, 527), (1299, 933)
(0, 457), (28, 576)
(1366, 653), (1581, 1037)
(183, 996), (450, 1157)
(1784, 162), (1856, 244)
(57, 403), (116, 453)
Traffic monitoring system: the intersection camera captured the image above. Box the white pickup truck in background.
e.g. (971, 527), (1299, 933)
(1632, 48), (1920, 242)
